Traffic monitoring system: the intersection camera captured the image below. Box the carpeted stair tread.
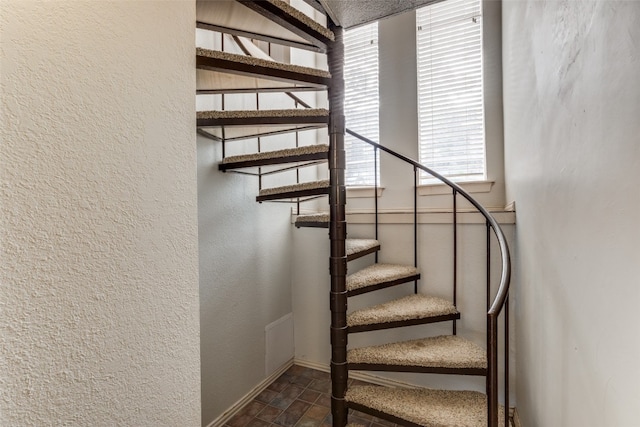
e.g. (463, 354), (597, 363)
(222, 144), (329, 165)
(198, 109), (330, 128)
(266, 0), (334, 41)
(345, 386), (505, 427)
(197, 48), (331, 78)
(198, 108), (329, 121)
(197, 47), (331, 87)
(346, 239), (380, 259)
(259, 179), (330, 197)
(240, 0), (335, 43)
(347, 294), (458, 329)
(348, 335), (486, 371)
(347, 264), (418, 293)
(295, 212), (329, 228)
(296, 212), (329, 222)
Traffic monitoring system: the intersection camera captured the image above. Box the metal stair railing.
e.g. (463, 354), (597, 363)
(345, 128), (512, 427)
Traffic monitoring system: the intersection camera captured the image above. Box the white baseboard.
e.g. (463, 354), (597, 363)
(205, 359), (294, 427)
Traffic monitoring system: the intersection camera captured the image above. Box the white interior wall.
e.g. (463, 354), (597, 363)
(198, 134), (295, 424)
(0, 1), (200, 425)
(502, 1), (640, 425)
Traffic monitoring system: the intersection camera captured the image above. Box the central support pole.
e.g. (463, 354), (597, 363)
(327, 22), (348, 427)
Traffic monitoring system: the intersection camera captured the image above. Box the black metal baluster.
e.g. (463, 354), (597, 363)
(295, 98), (300, 215)
(414, 166), (418, 294)
(453, 189), (458, 335)
(374, 146), (379, 263)
(488, 314), (499, 427)
(221, 33), (226, 159)
(221, 95), (226, 159)
(257, 93), (262, 191)
(486, 220), (491, 311)
(505, 295), (510, 427)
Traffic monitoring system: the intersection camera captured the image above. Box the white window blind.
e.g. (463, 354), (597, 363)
(417, 0), (485, 183)
(344, 22), (379, 186)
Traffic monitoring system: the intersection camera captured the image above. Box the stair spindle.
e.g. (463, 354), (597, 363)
(453, 188), (458, 335)
(413, 165), (418, 294)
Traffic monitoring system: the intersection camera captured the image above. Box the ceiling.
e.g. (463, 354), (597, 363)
(317, 0), (443, 29)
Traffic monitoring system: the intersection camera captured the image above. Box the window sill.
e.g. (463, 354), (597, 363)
(346, 186), (385, 198)
(418, 180), (494, 196)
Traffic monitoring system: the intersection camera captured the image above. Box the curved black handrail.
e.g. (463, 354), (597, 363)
(346, 128), (511, 427)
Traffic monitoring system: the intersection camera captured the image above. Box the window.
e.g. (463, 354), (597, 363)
(344, 22), (379, 186)
(416, 0), (485, 183)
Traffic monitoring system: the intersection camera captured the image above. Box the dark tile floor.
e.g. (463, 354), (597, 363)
(224, 365), (399, 427)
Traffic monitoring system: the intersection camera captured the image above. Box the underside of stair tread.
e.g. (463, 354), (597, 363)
(221, 144), (329, 166)
(346, 386), (505, 427)
(346, 239), (380, 259)
(347, 264), (419, 294)
(347, 294), (459, 329)
(264, 0), (335, 41)
(197, 48), (331, 78)
(196, 0), (331, 52)
(259, 179), (330, 197)
(199, 124), (325, 144)
(238, 0), (335, 44)
(347, 335), (487, 371)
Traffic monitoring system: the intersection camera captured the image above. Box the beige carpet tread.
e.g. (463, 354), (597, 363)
(259, 179), (329, 197)
(348, 335), (486, 370)
(346, 239), (380, 258)
(295, 212), (329, 228)
(197, 47), (331, 79)
(262, 0), (335, 41)
(296, 212), (329, 222)
(222, 144), (329, 164)
(346, 386), (505, 427)
(347, 264), (418, 293)
(198, 108), (329, 121)
(347, 294), (458, 328)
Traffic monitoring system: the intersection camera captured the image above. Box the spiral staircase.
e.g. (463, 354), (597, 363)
(196, 1), (511, 426)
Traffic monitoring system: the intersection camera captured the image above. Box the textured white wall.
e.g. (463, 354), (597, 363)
(0, 1), (200, 425)
(198, 135), (295, 424)
(503, 1), (640, 425)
